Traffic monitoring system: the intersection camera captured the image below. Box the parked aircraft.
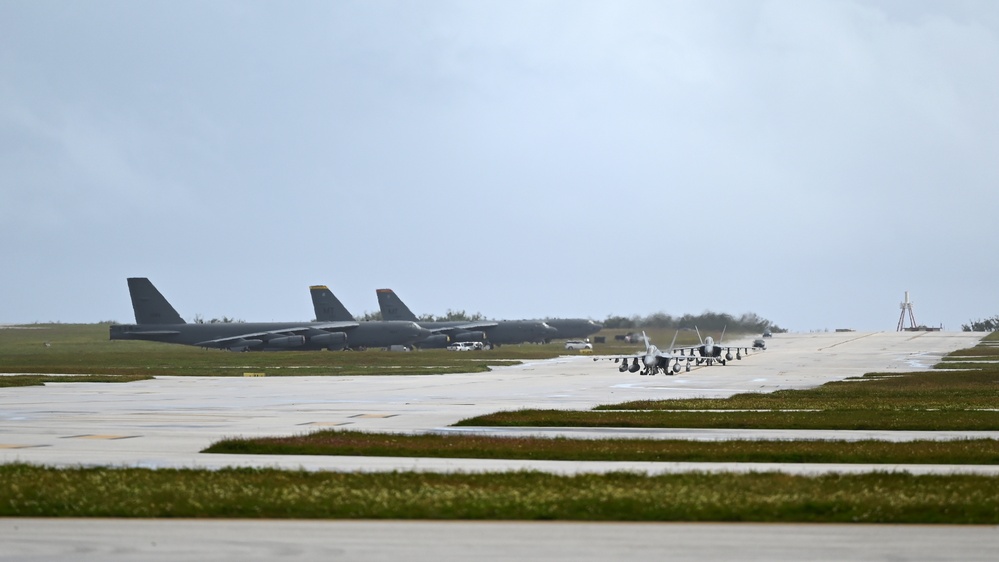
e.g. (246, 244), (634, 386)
(375, 289), (557, 347)
(538, 318), (603, 341)
(310, 284), (446, 348)
(110, 278), (429, 351)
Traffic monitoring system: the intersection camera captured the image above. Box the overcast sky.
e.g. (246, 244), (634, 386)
(2, 1), (997, 332)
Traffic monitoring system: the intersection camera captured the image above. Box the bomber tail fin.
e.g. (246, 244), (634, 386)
(126, 278), (185, 325)
(376, 289), (419, 322)
(310, 285), (355, 322)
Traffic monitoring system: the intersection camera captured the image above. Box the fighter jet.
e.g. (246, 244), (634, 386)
(598, 328), (757, 375)
(374, 288), (557, 347)
(110, 278), (430, 351)
(597, 331), (696, 375)
(673, 326), (755, 366)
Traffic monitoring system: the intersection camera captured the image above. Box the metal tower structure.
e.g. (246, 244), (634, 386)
(897, 291), (917, 331)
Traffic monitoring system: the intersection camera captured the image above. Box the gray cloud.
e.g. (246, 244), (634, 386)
(1, 1), (996, 331)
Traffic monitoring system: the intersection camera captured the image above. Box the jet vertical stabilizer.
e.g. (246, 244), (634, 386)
(310, 285), (355, 322)
(127, 277), (185, 325)
(376, 289), (420, 322)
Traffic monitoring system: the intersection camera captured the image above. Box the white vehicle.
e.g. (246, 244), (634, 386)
(564, 340), (593, 350)
(447, 341), (483, 351)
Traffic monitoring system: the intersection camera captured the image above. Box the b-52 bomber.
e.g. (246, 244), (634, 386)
(374, 288), (557, 347)
(537, 318), (603, 341)
(110, 278), (430, 351)
(310, 284), (444, 350)
(600, 328), (757, 375)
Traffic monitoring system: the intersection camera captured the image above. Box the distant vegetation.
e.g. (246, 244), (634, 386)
(601, 311), (782, 333)
(356, 309), (782, 332)
(355, 310), (485, 322)
(963, 316), (999, 332)
(192, 314), (244, 324)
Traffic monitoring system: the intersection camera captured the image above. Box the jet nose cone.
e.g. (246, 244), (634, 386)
(414, 324), (432, 339)
(542, 322), (558, 334)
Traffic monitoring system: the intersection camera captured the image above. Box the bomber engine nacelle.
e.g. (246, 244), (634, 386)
(225, 338), (263, 351)
(310, 332), (348, 350)
(451, 331), (487, 343)
(416, 334), (450, 348)
(266, 335), (307, 348)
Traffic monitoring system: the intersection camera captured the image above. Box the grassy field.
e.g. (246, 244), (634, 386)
(5, 324), (999, 522)
(453, 366), (999, 430)
(203, 333), (999, 462)
(2, 464), (998, 523)
(0, 324), (714, 381)
(0, 374), (152, 387)
(0, 323), (580, 379)
(463, 333), (999, 430)
(206, 429), (999, 464)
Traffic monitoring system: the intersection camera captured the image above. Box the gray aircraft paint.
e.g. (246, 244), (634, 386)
(311, 285), (450, 349)
(111, 278), (429, 351)
(309, 284), (452, 349)
(375, 288), (556, 346)
(538, 318), (603, 341)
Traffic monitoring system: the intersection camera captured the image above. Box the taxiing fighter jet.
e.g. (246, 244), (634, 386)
(674, 326), (755, 366)
(597, 331), (695, 376)
(598, 328), (757, 375)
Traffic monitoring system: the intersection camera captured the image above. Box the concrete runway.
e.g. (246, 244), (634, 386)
(2, 330), (997, 560)
(3, 519), (999, 562)
(0, 330), (992, 473)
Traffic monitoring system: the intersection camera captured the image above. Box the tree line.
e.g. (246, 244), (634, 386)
(599, 311), (781, 333)
(962, 316), (999, 332)
(356, 310), (484, 322)
(357, 309), (781, 333)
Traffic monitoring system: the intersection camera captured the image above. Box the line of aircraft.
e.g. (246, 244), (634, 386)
(110, 278), (602, 352)
(601, 328), (757, 376)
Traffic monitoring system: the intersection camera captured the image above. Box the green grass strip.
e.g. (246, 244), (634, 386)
(451, 368), (999, 430)
(1, 464), (997, 523)
(204, 430), (999, 464)
(0, 324), (541, 377)
(456, 409), (999, 430)
(0, 374), (153, 388)
(602, 370), (999, 411)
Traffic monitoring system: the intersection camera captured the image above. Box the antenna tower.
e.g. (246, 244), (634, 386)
(897, 291), (917, 331)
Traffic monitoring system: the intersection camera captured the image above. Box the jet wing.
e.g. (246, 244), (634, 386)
(432, 322), (499, 333)
(194, 322), (358, 347)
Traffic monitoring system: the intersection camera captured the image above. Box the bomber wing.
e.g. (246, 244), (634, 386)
(194, 322), (358, 349)
(428, 321), (498, 333)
